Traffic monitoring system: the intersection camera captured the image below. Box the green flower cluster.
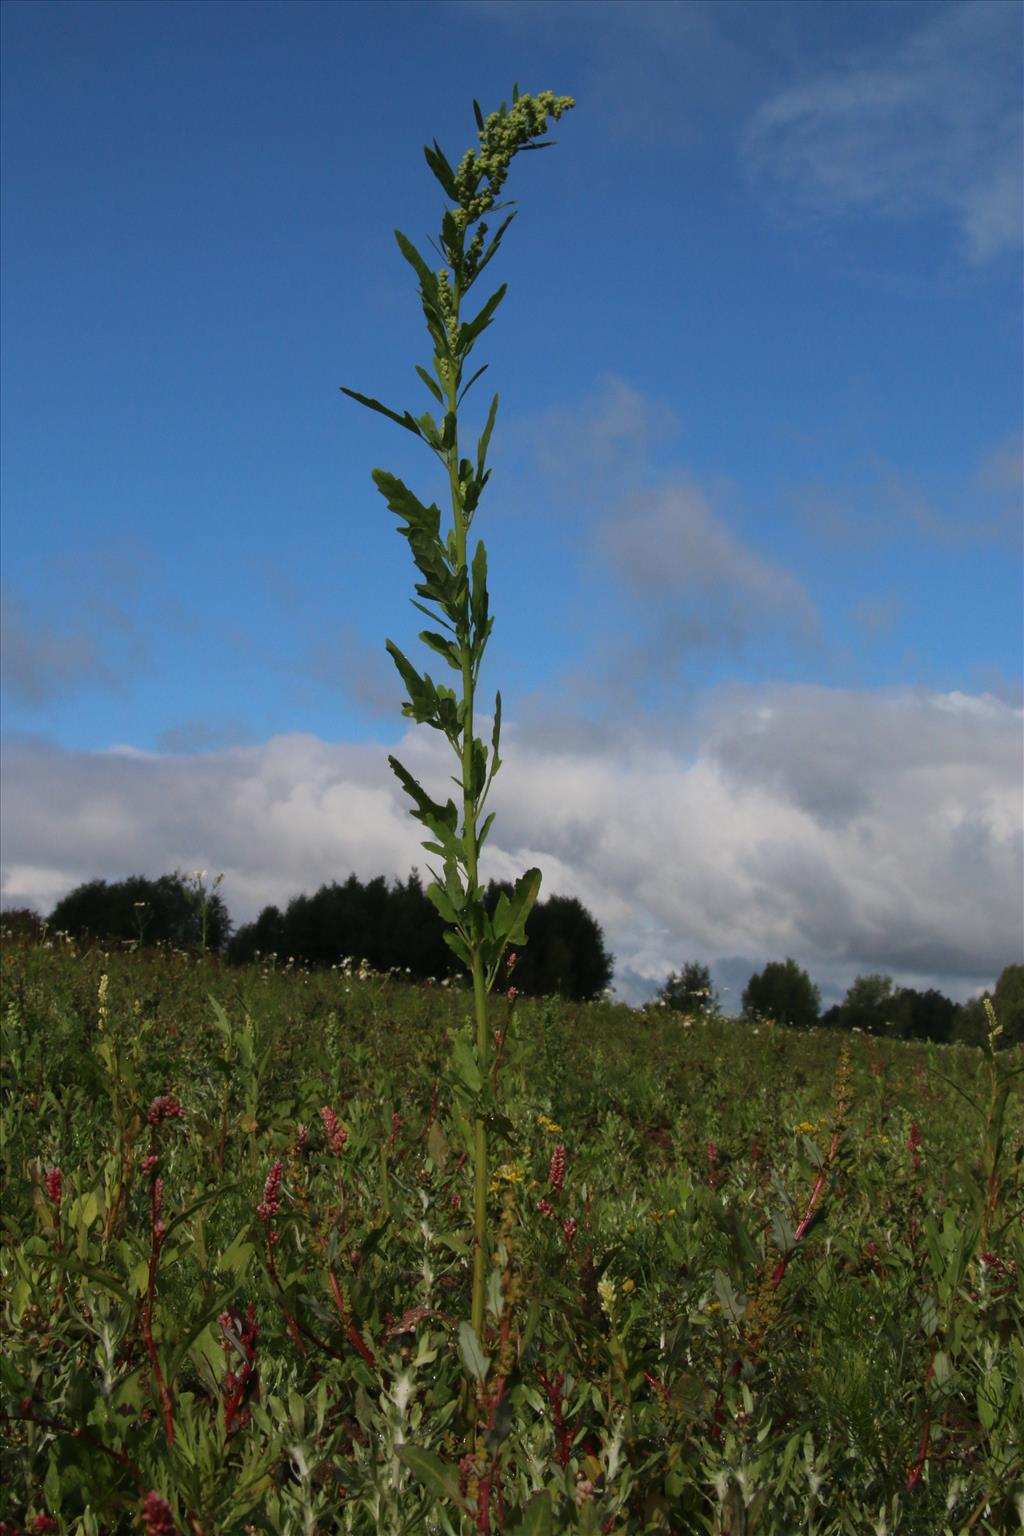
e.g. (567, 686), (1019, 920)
(453, 91), (575, 232)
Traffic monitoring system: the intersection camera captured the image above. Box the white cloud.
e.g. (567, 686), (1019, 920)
(600, 480), (819, 648)
(744, 0), (1023, 263)
(506, 373), (681, 515)
(3, 685), (1020, 1003)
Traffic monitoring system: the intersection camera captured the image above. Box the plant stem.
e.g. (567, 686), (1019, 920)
(444, 331), (491, 1345)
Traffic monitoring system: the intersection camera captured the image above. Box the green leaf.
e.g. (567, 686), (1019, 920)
(394, 229), (439, 299)
(35, 1253), (131, 1304)
(467, 736), (488, 800)
(409, 599), (453, 632)
(472, 212), (516, 284)
(493, 867), (541, 950)
(471, 540), (488, 633)
(458, 286), (507, 356)
(451, 1030), (482, 1093)
(162, 1182), (243, 1247)
(443, 928), (473, 969)
(491, 692), (502, 763)
(387, 640), (430, 707)
(419, 630), (462, 670)
(340, 387), (423, 440)
(388, 754), (458, 830)
(457, 363), (489, 408)
(426, 883), (461, 926)
(167, 1286), (243, 1384)
(415, 411), (442, 449)
(477, 393), (499, 482)
(444, 858), (467, 912)
(508, 1491), (553, 1536)
(423, 140), (459, 200)
(415, 365), (444, 405)
(397, 1445), (470, 1511)
(458, 1319), (490, 1382)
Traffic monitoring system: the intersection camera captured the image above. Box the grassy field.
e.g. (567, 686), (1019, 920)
(1, 938), (1021, 1534)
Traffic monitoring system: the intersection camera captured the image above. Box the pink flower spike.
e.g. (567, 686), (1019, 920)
(549, 1144), (566, 1194)
(562, 1216), (577, 1246)
(257, 1160), (283, 1224)
(44, 1167), (62, 1208)
(141, 1490), (178, 1535)
(319, 1106), (348, 1154)
(147, 1095), (185, 1127)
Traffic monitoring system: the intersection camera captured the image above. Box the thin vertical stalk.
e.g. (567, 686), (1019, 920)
(342, 87), (574, 1371)
(444, 313), (491, 1341)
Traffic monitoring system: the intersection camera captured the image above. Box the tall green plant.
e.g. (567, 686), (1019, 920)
(342, 88), (574, 1349)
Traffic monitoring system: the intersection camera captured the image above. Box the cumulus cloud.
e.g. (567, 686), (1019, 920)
(744, 0), (1023, 263)
(3, 685), (1019, 1004)
(1, 592), (115, 706)
(506, 373), (682, 515)
(792, 446), (1024, 551)
(600, 480), (819, 653)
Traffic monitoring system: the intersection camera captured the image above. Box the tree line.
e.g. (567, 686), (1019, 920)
(3, 869), (613, 1002)
(3, 874), (1019, 1041)
(656, 957), (1023, 1047)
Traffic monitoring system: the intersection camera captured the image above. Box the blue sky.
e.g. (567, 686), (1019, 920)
(2, 0), (1021, 1005)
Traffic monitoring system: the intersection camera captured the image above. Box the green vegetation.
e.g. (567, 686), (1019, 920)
(1, 937), (1021, 1534)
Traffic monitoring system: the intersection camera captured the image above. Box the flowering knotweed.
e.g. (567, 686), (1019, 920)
(140, 1491), (177, 1536)
(257, 1160), (283, 1237)
(549, 1143), (566, 1194)
(44, 1167), (61, 1209)
(147, 1095), (185, 1127)
(319, 1105), (347, 1154)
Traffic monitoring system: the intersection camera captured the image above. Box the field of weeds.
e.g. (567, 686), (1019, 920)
(1, 939), (1021, 1534)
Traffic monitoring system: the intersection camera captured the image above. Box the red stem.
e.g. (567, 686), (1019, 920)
(772, 1132), (839, 1290)
(328, 1265), (377, 1368)
(143, 1176), (175, 1446)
